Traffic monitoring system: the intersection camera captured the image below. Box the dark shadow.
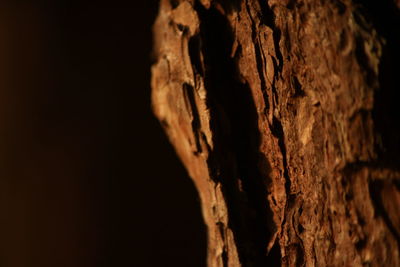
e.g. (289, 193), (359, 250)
(195, 2), (276, 265)
(354, 0), (400, 169)
(369, 180), (400, 245)
(0, 1), (207, 266)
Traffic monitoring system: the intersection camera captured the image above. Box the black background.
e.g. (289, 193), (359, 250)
(0, 1), (206, 266)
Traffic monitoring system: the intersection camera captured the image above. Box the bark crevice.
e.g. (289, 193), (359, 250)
(195, 1), (275, 265)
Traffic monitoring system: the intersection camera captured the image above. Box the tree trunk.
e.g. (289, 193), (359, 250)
(151, 0), (400, 266)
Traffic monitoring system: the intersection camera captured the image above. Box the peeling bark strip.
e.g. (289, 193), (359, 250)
(151, 0), (400, 266)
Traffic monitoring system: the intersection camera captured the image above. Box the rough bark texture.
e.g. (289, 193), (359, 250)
(151, 0), (400, 266)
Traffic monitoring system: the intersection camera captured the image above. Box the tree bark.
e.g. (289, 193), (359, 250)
(151, 0), (400, 266)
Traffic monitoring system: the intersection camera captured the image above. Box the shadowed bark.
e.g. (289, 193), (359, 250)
(151, 0), (400, 266)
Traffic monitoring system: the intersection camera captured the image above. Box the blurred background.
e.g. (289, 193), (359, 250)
(0, 1), (206, 266)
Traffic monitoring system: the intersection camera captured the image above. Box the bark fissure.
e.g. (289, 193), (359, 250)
(183, 82), (203, 154)
(195, 2), (273, 265)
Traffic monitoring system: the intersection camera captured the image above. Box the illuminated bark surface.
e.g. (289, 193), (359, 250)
(151, 0), (400, 266)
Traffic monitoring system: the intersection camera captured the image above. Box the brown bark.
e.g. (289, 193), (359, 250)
(151, 0), (400, 266)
